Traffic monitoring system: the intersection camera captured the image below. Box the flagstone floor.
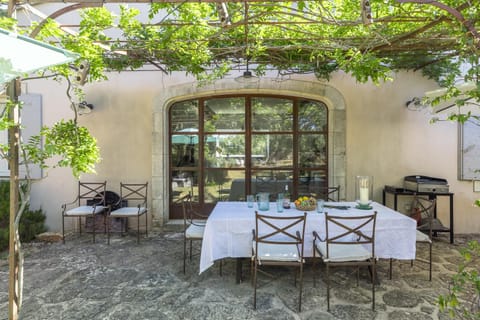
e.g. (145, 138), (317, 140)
(0, 229), (478, 320)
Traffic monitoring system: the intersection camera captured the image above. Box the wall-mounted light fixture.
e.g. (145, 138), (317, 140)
(405, 97), (425, 111)
(73, 101), (94, 115)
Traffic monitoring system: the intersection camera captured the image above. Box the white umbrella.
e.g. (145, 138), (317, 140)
(0, 28), (78, 84)
(0, 27), (78, 319)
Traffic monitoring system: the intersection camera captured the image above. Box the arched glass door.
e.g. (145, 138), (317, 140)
(169, 95), (328, 218)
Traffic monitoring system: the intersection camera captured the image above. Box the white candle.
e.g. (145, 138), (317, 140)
(359, 187), (369, 204)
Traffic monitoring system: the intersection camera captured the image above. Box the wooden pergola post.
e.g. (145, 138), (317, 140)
(7, 79), (20, 320)
(7, 0), (21, 318)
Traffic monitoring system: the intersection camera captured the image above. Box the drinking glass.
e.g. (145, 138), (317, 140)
(247, 195), (254, 208)
(276, 199), (284, 213)
(316, 199), (325, 213)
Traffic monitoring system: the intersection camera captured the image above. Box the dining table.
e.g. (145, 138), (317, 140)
(199, 201), (417, 281)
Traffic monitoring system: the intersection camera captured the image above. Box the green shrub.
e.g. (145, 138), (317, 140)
(438, 240), (480, 319)
(0, 180), (47, 251)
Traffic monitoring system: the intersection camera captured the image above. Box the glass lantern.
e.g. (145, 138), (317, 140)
(355, 176), (373, 206)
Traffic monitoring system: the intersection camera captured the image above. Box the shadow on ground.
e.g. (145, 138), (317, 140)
(0, 230), (478, 320)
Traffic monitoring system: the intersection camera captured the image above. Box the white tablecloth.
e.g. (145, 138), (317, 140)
(199, 201), (417, 274)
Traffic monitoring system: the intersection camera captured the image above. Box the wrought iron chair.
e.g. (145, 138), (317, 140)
(107, 182), (148, 244)
(389, 196), (434, 281)
(313, 211), (377, 311)
(62, 181), (107, 244)
(252, 211), (307, 312)
(255, 175), (278, 201)
(181, 193), (208, 274)
(315, 186), (340, 201)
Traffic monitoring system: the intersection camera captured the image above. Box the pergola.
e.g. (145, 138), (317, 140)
(2, 1), (479, 319)
(6, 0), (480, 84)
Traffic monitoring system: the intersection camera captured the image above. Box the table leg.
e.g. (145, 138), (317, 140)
(236, 258), (243, 284)
(449, 195), (454, 244)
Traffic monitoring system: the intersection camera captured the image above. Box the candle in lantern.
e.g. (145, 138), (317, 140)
(359, 187), (369, 204)
(358, 177), (370, 205)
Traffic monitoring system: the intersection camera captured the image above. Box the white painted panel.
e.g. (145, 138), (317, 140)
(0, 93), (43, 179)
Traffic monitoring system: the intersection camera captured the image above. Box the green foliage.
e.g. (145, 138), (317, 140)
(24, 119), (101, 179)
(0, 181), (47, 251)
(439, 240), (480, 320)
(18, 208), (46, 243)
(2, 1), (480, 102)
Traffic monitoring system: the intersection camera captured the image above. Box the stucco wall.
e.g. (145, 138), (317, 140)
(23, 70), (480, 235)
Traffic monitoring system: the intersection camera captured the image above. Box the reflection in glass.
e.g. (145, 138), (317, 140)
(252, 170), (293, 201)
(299, 134), (326, 167)
(299, 100), (328, 131)
(204, 134), (245, 168)
(171, 170), (198, 202)
(252, 134), (293, 168)
(171, 100), (199, 132)
(298, 170), (327, 195)
(204, 169), (245, 203)
(205, 97), (245, 132)
(171, 138), (199, 167)
(169, 96), (329, 216)
(252, 97), (293, 132)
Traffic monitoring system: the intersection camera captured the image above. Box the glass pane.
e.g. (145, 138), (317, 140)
(298, 170), (327, 196)
(252, 97), (293, 132)
(298, 100), (328, 131)
(171, 170), (198, 202)
(171, 100), (199, 132)
(252, 170), (293, 200)
(171, 142), (199, 167)
(204, 169), (245, 202)
(252, 134), (293, 168)
(204, 134), (245, 168)
(204, 97), (245, 132)
(299, 134), (326, 168)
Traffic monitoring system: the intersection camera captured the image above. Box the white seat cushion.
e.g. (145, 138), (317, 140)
(253, 242), (301, 263)
(65, 205), (105, 216)
(110, 206), (147, 217)
(316, 241), (372, 262)
(416, 230), (431, 243)
(186, 224), (205, 239)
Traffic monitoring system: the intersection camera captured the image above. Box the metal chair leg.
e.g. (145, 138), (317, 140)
(189, 240), (193, 260)
(326, 264), (330, 311)
(298, 264), (303, 312)
(107, 215), (110, 245)
(372, 262), (376, 310)
(137, 215), (140, 243)
(253, 262), (258, 310)
(92, 215), (96, 243)
(62, 215), (65, 244)
(429, 242), (432, 281)
(389, 258), (393, 280)
(183, 238), (187, 274)
(145, 212), (148, 238)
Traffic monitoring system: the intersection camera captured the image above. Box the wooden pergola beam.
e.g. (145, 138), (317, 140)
(23, 0), (290, 3)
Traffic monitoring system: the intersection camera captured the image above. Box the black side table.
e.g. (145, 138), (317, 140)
(382, 186), (454, 244)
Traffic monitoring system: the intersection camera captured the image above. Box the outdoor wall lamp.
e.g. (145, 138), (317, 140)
(405, 97), (425, 111)
(74, 101), (94, 115)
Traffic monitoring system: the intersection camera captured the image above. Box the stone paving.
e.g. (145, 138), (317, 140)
(0, 229), (478, 320)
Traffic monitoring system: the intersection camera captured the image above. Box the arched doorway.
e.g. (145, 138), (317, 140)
(152, 77), (346, 224)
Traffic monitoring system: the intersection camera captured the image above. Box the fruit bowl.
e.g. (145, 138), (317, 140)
(295, 204), (316, 211)
(294, 196), (317, 211)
